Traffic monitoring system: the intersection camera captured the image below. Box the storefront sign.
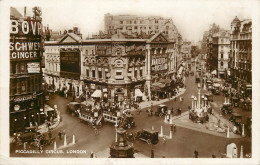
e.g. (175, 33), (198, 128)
(13, 94), (36, 102)
(27, 62), (40, 73)
(10, 20), (42, 35)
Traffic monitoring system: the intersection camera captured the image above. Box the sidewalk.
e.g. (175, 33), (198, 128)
(10, 104), (61, 144)
(170, 111), (242, 139)
(138, 88), (187, 109)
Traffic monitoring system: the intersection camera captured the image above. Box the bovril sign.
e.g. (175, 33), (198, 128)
(10, 19), (42, 60)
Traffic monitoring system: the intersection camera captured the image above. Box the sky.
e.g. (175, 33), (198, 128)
(15, 0), (254, 43)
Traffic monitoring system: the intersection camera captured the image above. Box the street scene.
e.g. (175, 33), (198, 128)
(8, 3), (253, 159)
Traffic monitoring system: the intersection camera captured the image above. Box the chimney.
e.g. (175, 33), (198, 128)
(24, 7), (27, 18)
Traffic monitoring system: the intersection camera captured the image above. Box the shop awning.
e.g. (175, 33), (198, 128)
(91, 90), (102, 98)
(211, 70), (217, 75)
(135, 89), (143, 97)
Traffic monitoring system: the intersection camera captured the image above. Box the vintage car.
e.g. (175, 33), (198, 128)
(18, 127), (38, 143)
(229, 113), (242, 134)
(155, 104), (168, 117)
(241, 98), (252, 111)
(204, 93), (213, 102)
(221, 103), (233, 115)
(120, 114), (135, 129)
(136, 129), (159, 145)
(212, 83), (221, 95)
(66, 102), (80, 117)
(231, 97), (240, 107)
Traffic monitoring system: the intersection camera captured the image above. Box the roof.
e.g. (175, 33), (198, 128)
(232, 16), (240, 23)
(10, 7), (23, 18)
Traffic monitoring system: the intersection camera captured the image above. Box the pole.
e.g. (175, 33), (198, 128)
(240, 145), (243, 158)
(242, 124), (245, 136)
(159, 125), (163, 137)
(64, 134), (67, 146)
(54, 141), (57, 150)
(227, 126), (230, 138)
(72, 135), (75, 144)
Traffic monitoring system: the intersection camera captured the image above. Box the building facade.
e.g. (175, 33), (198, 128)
(181, 41), (192, 60)
(44, 33), (176, 103)
(230, 17), (252, 95)
(212, 30), (230, 78)
(10, 7), (44, 135)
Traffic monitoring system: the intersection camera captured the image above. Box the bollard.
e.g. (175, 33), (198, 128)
(152, 125), (154, 131)
(151, 149), (154, 158)
(169, 130), (173, 139)
(54, 141), (57, 150)
(159, 125), (163, 137)
(224, 97), (227, 104)
(242, 124), (245, 136)
(227, 126), (230, 138)
(64, 134), (67, 146)
(170, 115), (173, 124)
(164, 115), (167, 123)
(240, 145), (243, 158)
(72, 135), (75, 144)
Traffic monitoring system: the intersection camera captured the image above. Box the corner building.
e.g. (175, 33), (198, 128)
(10, 7), (44, 135)
(44, 33), (175, 104)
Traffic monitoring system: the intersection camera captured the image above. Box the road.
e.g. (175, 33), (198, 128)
(10, 65), (251, 158)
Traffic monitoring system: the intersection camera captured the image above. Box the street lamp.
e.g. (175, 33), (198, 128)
(201, 95), (205, 107)
(197, 83), (201, 109)
(191, 95), (194, 110)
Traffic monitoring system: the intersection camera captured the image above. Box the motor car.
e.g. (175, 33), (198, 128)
(229, 113), (242, 134)
(231, 96), (239, 107)
(155, 104), (168, 117)
(120, 114), (135, 129)
(204, 93), (213, 102)
(66, 102), (80, 117)
(136, 129), (159, 145)
(221, 103), (233, 115)
(212, 83), (221, 95)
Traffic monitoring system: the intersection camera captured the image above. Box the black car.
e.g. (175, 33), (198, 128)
(155, 104), (168, 117)
(67, 102), (80, 117)
(136, 129), (159, 145)
(221, 103), (233, 115)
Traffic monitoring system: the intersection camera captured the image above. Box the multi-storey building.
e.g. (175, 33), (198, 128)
(104, 13), (179, 41)
(230, 16), (252, 96)
(181, 41), (192, 60)
(10, 7), (44, 135)
(212, 30), (230, 78)
(44, 32), (176, 103)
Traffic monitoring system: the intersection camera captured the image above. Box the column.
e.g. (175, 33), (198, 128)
(146, 44), (151, 100)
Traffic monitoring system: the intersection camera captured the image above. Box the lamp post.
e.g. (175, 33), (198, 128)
(194, 97), (197, 109)
(191, 95), (194, 110)
(198, 83), (201, 109)
(201, 95), (205, 107)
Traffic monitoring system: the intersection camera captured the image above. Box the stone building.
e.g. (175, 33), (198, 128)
(44, 32), (176, 103)
(230, 16), (252, 96)
(212, 30), (231, 78)
(9, 7), (44, 134)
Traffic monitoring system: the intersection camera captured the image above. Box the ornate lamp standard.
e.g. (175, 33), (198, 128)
(197, 83), (201, 109)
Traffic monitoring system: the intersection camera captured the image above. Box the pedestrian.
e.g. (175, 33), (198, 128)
(194, 150), (199, 158)
(58, 131), (62, 140)
(94, 126), (98, 136)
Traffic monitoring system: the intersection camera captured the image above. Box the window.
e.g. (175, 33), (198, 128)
(56, 64), (57, 71)
(20, 62), (25, 72)
(86, 69), (89, 77)
(120, 21), (123, 24)
(130, 21), (132, 24)
(105, 70), (109, 79)
(140, 68), (143, 77)
(21, 80), (26, 93)
(221, 54), (223, 58)
(98, 70), (102, 78)
(116, 71), (122, 76)
(91, 50), (94, 54)
(134, 69), (137, 78)
(85, 49), (88, 55)
(149, 27), (151, 29)
(92, 69), (96, 78)
(134, 21), (136, 24)
(221, 62), (223, 66)
(135, 26), (137, 30)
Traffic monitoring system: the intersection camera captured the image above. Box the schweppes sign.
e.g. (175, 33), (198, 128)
(10, 18), (42, 60)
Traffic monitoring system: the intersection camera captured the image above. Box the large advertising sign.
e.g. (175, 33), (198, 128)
(10, 18), (42, 60)
(60, 50), (80, 79)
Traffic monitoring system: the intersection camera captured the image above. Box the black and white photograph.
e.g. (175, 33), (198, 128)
(1, 0), (260, 164)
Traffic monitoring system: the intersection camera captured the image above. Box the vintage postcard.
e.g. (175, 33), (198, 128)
(1, 0), (259, 164)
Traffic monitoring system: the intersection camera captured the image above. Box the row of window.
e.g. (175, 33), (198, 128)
(119, 20), (161, 24)
(10, 75), (41, 96)
(10, 61), (27, 74)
